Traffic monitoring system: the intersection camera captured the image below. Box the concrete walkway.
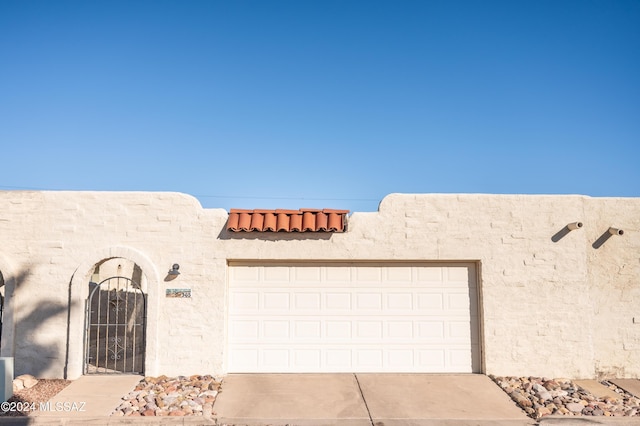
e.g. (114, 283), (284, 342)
(31, 374), (142, 418)
(214, 373), (535, 426)
(359, 373), (532, 422)
(214, 373), (369, 426)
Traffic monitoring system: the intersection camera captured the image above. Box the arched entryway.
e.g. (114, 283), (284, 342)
(68, 247), (160, 380)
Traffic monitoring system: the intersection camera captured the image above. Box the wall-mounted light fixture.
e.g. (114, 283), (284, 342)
(168, 264), (180, 276)
(608, 227), (624, 236)
(567, 222), (583, 231)
(164, 264), (181, 282)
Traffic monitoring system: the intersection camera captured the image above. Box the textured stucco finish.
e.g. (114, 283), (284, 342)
(0, 191), (638, 379)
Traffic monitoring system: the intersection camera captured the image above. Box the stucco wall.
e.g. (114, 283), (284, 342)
(0, 191), (638, 379)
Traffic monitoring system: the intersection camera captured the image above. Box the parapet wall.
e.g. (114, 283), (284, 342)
(0, 191), (638, 379)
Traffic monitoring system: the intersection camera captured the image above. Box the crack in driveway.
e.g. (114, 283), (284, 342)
(354, 373), (375, 426)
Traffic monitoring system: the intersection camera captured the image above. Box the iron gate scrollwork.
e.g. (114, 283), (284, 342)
(84, 276), (146, 374)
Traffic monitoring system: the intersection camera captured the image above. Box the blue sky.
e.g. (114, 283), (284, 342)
(1, 0), (638, 212)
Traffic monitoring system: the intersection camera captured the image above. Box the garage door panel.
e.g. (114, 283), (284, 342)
(385, 266), (413, 282)
(355, 321), (383, 339)
(229, 320), (259, 341)
(326, 293), (352, 309)
(263, 292), (290, 309)
(264, 266), (290, 282)
(450, 348), (474, 371)
(418, 349), (446, 368)
(355, 267), (383, 283)
(231, 292), (260, 310)
(386, 293), (413, 309)
(449, 321), (472, 339)
(264, 349), (289, 367)
(293, 266), (322, 282)
(326, 321), (352, 339)
(293, 349), (321, 368)
(417, 293), (444, 309)
(387, 321), (413, 339)
(356, 293), (383, 309)
(356, 350), (383, 368)
(388, 349), (414, 367)
(416, 267), (444, 282)
(294, 293), (321, 310)
(325, 266), (352, 282)
(230, 265), (260, 282)
(447, 266), (472, 282)
(448, 293), (471, 310)
(418, 321), (447, 339)
(231, 349), (259, 369)
(294, 321), (321, 338)
(228, 264), (480, 373)
(327, 349), (351, 368)
(263, 320), (289, 339)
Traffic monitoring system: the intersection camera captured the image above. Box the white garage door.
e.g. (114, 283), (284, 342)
(227, 263), (480, 373)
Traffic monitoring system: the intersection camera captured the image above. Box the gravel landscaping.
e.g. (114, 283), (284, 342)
(0, 379), (71, 417)
(111, 374), (222, 417)
(490, 375), (640, 420)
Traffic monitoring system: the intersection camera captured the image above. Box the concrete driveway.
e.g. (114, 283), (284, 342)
(213, 373), (535, 426)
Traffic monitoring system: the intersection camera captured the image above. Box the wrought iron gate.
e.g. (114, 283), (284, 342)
(84, 276), (146, 374)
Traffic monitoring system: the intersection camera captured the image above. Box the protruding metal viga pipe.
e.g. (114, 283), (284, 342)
(567, 222), (583, 231)
(608, 227), (624, 236)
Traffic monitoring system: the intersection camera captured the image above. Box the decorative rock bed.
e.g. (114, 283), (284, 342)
(490, 375), (640, 419)
(112, 375), (222, 417)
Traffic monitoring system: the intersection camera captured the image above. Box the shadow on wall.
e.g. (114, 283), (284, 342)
(217, 227), (333, 241)
(17, 304), (68, 377)
(0, 271), (4, 347)
(9, 268), (76, 378)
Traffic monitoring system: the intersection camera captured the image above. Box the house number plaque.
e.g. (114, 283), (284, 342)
(166, 288), (191, 298)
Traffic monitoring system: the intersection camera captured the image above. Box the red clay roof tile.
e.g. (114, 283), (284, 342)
(263, 212), (277, 231)
(227, 208), (349, 233)
(290, 213), (303, 232)
(276, 212), (290, 232)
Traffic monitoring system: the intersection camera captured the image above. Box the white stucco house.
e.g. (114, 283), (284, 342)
(0, 191), (638, 380)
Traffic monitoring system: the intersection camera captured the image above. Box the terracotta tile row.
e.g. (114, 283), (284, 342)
(227, 208), (349, 233)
